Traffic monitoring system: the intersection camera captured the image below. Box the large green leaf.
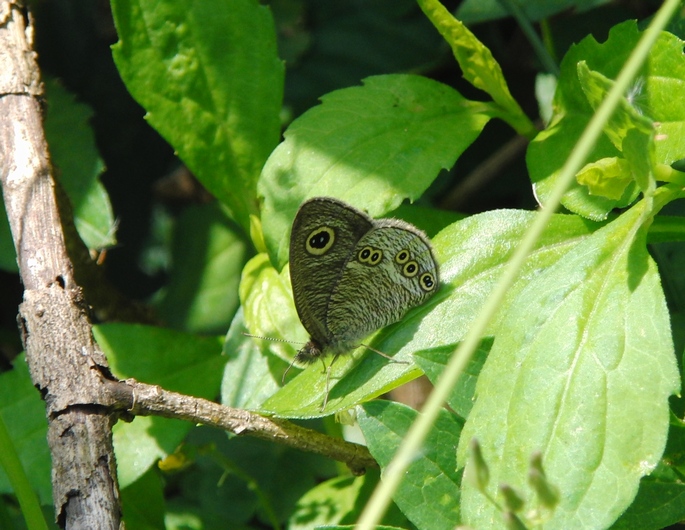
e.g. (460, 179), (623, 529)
(457, 200), (679, 529)
(259, 74), (491, 268)
(111, 0), (283, 229)
(93, 324), (225, 488)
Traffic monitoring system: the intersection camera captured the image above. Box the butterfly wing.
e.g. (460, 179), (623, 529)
(326, 219), (439, 351)
(289, 197), (374, 350)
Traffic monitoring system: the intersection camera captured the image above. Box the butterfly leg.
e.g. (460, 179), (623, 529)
(320, 354), (341, 411)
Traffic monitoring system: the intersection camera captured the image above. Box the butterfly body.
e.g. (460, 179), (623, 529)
(289, 197), (439, 364)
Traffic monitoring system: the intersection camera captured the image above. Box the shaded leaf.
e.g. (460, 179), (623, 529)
(111, 0), (283, 229)
(155, 203), (251, 334)
(44, 79), (116, 251)
(0, 355), (51, 505)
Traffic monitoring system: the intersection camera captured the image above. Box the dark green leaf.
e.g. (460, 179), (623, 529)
(0, 355), (51, 505)
(155, 203), (251, 334)
(44, 79), (116, 251)
(121, 468), (166, 530)
(414, 338), (492, 419)
(111, 0), (284, 229)
(358, 400), (462, 530)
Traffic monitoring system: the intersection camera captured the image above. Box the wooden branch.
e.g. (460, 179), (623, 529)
(0, 2), (123, 528)
(105, 378), (377, 475)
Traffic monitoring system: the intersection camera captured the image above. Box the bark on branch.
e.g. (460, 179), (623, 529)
(106, 379), (377, 475)
(0, 2), (123, 528)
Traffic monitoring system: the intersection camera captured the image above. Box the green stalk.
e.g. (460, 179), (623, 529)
(0, 413), (48, 530)
(356, 0), (681, 528)
(496, 0), (560, 76)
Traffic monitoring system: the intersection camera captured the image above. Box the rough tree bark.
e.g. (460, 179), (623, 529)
(0, 2), (124, 528)
(0, 2), (376, 528)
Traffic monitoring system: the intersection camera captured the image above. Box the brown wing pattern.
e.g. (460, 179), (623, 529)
(289, 197), (373, 348)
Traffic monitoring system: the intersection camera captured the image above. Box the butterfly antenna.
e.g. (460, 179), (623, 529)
(243, 332), (307, 385)
(360, 343), (410, 365)
(242, 331), (297, 344)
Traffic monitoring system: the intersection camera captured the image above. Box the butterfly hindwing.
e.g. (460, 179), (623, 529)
(326, 220), (438, 350)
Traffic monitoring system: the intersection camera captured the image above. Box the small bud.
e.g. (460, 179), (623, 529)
(529, 452), (560, 509)
(500, 483), (525, 512)
(465, 438), (490, 491)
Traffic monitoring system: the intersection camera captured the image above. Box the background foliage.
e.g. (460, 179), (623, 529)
(1, 0), (685, 529)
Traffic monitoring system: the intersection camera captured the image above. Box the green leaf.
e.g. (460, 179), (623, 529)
(289, 475), (366, 529)
(457, 201), (679, 529)
(121, 468), (166, 530)
(111, 0), (284, 230)
(289, 470), (408, 529)
(0, 355), (51, 506)
(456, 0), (605, 24)
(416, 0), (533, 135)
(611, 478), (685, 529)
(154, 203), (251, 334)
(221, 308), (290, 410)
(575, 157), (635, 200)
(529, 21), (685, 219)
(260, 210), (601, 418)
(44, 79), (116, 251)
(239, 253), (306, 364)
(576, 62), (654, 150)
(414, 338), (492, 419)
(93, 324), (225, 487)
(357, 400), (463, 530)
(259, 337), (423, 418)
(576, 62), (655, 195)
(259, 74), (491, 268)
